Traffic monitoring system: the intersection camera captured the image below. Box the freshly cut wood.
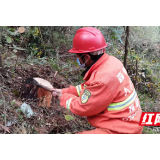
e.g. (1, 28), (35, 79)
(26, 77), (54, 92)
(33, 77), (54, 91)
(25, 78), (54, 108)
(37, 87), (52, 108)
(18, 27), (25, 33)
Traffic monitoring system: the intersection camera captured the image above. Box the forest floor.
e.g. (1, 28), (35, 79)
(0, 53), (95, 134)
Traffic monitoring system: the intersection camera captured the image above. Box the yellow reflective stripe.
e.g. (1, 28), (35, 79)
(108, 90), (137, 111)
(76, 86), (80, 96)
(66, 97), (73, 110)
(76, 85), (82, 96)
(109, 90), (135, 106)
(79, 85), (82, 91)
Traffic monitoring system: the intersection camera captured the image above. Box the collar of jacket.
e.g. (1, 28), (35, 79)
(83, 53), (109, 81)
(81, 53), (104, 77)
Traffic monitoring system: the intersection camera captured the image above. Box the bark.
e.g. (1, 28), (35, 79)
(0, 50), (2, 69)
(123, 26), (130, 69)
(0, 27), (3, 70)
(134, 59), (138, 89)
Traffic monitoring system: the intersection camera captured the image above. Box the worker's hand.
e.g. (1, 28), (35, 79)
(52, 89), (62, 99)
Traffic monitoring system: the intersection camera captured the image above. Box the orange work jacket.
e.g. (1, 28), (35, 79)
(60, 53), (143, 134)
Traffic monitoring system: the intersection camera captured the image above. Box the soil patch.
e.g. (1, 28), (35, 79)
(0, 64), (94, 134)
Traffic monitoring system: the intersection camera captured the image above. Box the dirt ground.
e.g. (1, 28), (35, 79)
(0, 62), (94, 134)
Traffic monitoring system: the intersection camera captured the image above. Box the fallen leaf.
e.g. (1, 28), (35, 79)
(1, 54), (6, 59)
(6, 120), (17, 127)
(65, 115), (74, 121)
(13, 49), (18, 53)
(6, 36), (12, 43)
(15, 100), (22, 106)
(13, 44), (26, 50)
(66, 132), (71, 134)
(54, 71), (58, 77)
(34, 127), (48, 134)
(21, 126), (27, 134)
(0, 100), (4, 105)
(18, 27), (25, 33)
(12, 89), (20, 96)
(11, 99), (16, 106)
(0, 124), (10, 133)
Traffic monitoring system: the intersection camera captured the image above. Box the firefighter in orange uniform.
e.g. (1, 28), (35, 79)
(52, 27), (143, 134)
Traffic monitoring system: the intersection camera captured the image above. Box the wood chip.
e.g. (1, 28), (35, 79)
(34, 127), (48, 134)
(18, 27), (25, 33)
(18, 126), (27, 134)
(54, 71), (58, 77)
(0, 124), (10, 133)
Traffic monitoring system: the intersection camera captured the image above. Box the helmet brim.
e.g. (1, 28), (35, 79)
(68, 44), (108, 54)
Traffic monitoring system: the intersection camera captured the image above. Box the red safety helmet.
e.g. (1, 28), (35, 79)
(68, 27), (108, 54)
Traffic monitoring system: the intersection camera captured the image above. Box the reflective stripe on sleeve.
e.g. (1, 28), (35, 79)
(108, 90), (137, 111)
(76, 85), (82, 96)
(66, 97), (73, 110)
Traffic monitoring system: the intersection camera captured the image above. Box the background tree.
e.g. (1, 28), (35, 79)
(124, 26), (130, 69)
(0, 27), (3, 71)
